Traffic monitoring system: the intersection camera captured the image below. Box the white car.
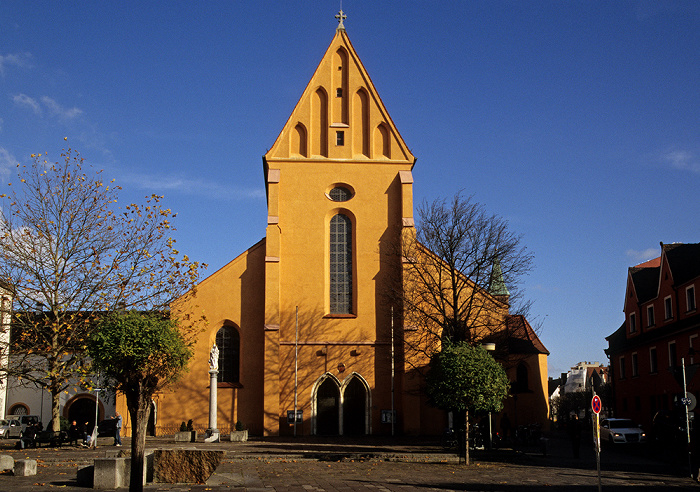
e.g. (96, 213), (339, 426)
(600, 418), (646, 444)
(0, 419), (23, 439)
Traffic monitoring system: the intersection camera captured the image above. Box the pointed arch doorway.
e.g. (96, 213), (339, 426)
(313, 372), (370, 436)
(342, 375), (369, 435)
(315, 376), (340, 435)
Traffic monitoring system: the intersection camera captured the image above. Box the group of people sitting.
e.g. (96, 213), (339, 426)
(17, 421), (44, 449)
(67, 420), (95, 447)
(15, 413), (121, 448)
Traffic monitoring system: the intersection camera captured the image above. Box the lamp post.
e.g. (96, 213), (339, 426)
(482, 343), (496, 448)
(682, 357), (692, 477)
(91, 388), (102, 449)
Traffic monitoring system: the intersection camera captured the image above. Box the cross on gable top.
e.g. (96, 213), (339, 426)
(335, 9), (347, 30)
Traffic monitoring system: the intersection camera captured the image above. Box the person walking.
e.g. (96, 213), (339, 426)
(113, 411), (122, 446)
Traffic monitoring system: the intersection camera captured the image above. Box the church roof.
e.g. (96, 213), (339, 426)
(483, 314), (549, 356)
(264, 22), (415, 166)
(504, 315), (549, 355)
(489, 258), (510, 297)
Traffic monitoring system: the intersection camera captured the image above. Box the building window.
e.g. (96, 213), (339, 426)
(691, 335), (698, 364)
(650, 347), (658, 374)
(8, 403), (28, 416)
(629, 312), (636, 334)
(665, 296), (673, 321)
(647, 305), (655, 327)
(328, 186), (353, 202)
(619, 356), (626, 380)
(669, 341), (677, 368)
(688, 286), (697, 312)
(514, 363), (529, 393)
(631, 352), (638, 377)
(336, 131), (345, 146)
(336, 88), (343, 97)
(215, 325), (240, 383)
(330, 213), (353, 314)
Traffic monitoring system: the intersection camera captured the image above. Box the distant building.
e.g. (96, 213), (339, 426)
(562, 361), (608, 395)
(606, 242), (700, 431)
(549, 361), (608, 422)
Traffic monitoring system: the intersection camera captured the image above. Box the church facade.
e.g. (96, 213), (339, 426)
(115, 21), (549, 438)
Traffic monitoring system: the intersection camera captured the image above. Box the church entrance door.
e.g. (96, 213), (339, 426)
(316, 378), (340, 435)
(67, 396), (100, 432)
(343, 377), (367, 435)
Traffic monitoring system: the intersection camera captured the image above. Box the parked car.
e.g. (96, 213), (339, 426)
(0, 419), (23, 438)
(5, 415), (42, 434)
(600, 418), (647, 444)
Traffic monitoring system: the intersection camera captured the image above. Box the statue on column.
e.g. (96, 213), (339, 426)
(209, 344), (219, 372)
(205, 343), (220, 442)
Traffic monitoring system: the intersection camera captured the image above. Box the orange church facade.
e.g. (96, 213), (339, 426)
(116, 22), (549, 438)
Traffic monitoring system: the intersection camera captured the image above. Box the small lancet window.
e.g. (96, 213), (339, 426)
(336, 131), (345, 146)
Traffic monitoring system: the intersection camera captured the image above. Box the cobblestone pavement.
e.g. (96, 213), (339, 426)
(0, 433), (696, 491)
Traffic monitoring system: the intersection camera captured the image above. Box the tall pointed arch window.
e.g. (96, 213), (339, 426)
(216, 325), (240, 384)
(330, 213), (353, 314)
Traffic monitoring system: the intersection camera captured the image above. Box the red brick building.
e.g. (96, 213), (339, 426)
(606, 242), (700, 433)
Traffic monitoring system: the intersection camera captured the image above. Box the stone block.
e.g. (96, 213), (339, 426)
(93, 453), (152, 489)
(153, 449), (224, 483)
(174, 431), (197, 442)
(230, 430), (248, 442)
(93, 457), (128, 489)
(0, 455), (14, 471)
(13, 459), (37, 476)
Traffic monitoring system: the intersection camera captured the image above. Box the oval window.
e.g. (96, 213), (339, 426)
(328, 186), (353, 202)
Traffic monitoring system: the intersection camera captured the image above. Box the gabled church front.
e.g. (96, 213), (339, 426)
(120, 16), (549, 438)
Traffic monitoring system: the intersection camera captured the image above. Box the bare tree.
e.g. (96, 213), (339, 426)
(0, 143), (205, 431)
(393, 192), (534, 364)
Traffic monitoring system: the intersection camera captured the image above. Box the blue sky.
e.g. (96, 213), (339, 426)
(1, 1), (699, 379)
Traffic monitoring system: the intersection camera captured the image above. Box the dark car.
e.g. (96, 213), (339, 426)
(97, 419), (117, 437)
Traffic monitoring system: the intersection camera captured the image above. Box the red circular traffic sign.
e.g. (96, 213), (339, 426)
(591, 395), (602, 414)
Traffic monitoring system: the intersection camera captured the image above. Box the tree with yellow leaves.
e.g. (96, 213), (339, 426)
(0, 141), (206, 432)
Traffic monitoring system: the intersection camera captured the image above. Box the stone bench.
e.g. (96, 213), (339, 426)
(0, 455), (14, 471)
(92, 452), (153, 489)
(83, 449), (223, 488)
(14, 459), (37, 476)
(153, 449), (224, 483)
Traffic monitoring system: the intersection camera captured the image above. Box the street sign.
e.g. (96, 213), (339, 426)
(287, 410), (303, 423)
(592, 395), (602, 414)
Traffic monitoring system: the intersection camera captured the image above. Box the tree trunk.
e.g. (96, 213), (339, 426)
(50, 388), (61, 432)
(49, 375), (62, 432)
(125, 383), (152, 492)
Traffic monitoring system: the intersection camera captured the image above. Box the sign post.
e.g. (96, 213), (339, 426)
(591, 394), (602, 492)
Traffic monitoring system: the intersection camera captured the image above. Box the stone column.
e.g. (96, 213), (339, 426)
(205, 344), (220, 443)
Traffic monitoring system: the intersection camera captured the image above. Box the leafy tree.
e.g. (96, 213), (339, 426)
(426, 342), (510, 465)
(87, 311), (194, 492)
(395, 192), (534, 360)
(0, 142), (204, 430)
